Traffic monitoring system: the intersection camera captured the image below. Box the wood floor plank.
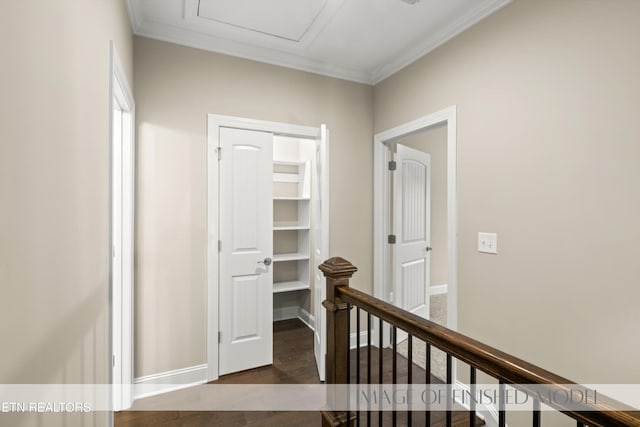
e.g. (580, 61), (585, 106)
(115, 319), (483, 426)
(115, 319), (320, 427)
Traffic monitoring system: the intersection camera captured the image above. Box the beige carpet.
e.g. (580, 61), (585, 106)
(396, 293), (448, 381)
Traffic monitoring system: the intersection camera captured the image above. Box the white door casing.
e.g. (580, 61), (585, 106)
(110, 41), (134, 413)
(393, 144), (431, 327)
(373, 106), (457, 350)
(219, 127), (274, 375)
(313, 125), (329, 382)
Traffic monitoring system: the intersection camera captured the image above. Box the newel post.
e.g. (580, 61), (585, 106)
(320, 257), (357, 427)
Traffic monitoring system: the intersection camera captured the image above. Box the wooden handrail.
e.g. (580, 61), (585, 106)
(320, 257), (640, 427)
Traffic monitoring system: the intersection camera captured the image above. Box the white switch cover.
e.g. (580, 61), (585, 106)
(478, 232), (498, 254)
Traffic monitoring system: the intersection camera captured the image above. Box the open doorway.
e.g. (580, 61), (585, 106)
(391, 124), (451, 381)
(373, 106), (458, 348)
(391, 123), (449, 325)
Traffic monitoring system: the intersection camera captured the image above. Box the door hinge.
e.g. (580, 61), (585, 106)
(218, 240), (221, 252)
(388, 234), (396, 244)
(216, 147), (222, 161)
(112, 354), (115, 367)
(388, 160), (397, 171)
(218, 331), (221, 343)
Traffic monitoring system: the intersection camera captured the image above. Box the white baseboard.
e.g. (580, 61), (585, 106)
(430, 284), (448, 295)
(133, 308), (315, 402)
(298, 307), (315, 331)
(134, 364), (208, 400)
(350, 331), (370, 349)
(454, 380), (499, 427)
(274, 306), (316, 331)
(273, 305), (301, 322)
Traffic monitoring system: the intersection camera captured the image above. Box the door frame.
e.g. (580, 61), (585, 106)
(207, 114), (328, 381)
(109, 41), (135, 413)
(373, 106), (458, 338)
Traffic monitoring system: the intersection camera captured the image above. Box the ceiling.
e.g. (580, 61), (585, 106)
(126, 0), (511, 85)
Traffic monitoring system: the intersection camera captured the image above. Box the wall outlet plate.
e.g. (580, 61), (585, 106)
(478, 232), (497, 254)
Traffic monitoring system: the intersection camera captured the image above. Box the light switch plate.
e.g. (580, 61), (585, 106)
(478, 232), (497, 254)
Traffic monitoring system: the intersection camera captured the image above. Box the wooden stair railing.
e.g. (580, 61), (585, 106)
(319, 257), (640, 427)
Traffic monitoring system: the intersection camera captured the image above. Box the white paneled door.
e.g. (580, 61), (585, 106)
(219, 127), (274, 375)
(393, 144), (431, 332)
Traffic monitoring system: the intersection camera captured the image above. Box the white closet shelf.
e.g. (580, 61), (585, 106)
(273, 196), (311, 201)
(273, 253), (310, 262)
(273, 280), (310, 293)
(273, 173), (300, 183)
(273, 160), (305, 166)
(272, 156), (311, 296)
(273, 225), (310, 231)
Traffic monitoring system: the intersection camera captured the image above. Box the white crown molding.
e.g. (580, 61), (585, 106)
(132, 19), (375, 84)
(127, 0), (511, 86)
(125, 0), (143, 30)
(370, 0), (512, 84)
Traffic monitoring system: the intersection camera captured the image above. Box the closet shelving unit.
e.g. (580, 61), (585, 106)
(272, 160), (311, 294)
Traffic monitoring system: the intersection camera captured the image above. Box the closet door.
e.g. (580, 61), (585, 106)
(219, 127), (274, 375)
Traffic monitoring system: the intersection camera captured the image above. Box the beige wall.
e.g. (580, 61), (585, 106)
(4, 1), (637, 422)
(396, 125), (448, 286)
(133, 37), (373, 377)
(375, 0), (640, 390)
(0, 0), (133, 425)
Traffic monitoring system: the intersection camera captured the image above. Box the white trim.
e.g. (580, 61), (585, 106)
(133, 24), (374, 84)
(430, 284), (448, 296)
(207, 114), (327, 382)
(208, 115), (320, 140)
(446, 111), (458, 332)
(372, 0), (511, 84)
(454, 380), (499, 427)
(133, 364), (208, 400)
(182, 0), (346, 54)
(273, 306), (316, 330)
(298, 308), (315, 331)
(273, 306), (301, 322)
(206, 116), (220, 383)
(126, 0), (510, 85)
(314, 124), (330, 382)
(373, 105), (458, 358)
(350, 331), (370, 350)
(109, 41), (135, 414)
(110, 46), (134, 109)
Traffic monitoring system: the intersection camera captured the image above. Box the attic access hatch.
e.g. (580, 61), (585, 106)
(197, 0), (326, 42)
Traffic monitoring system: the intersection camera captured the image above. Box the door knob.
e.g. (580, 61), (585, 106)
(425, 246), (432, 252)
(258, 257), (272, 266)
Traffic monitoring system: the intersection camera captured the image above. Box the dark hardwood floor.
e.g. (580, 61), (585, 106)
(115, 319), (483, 426)
(115, 319), (320, 427)
(348, 344), (484, 427)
